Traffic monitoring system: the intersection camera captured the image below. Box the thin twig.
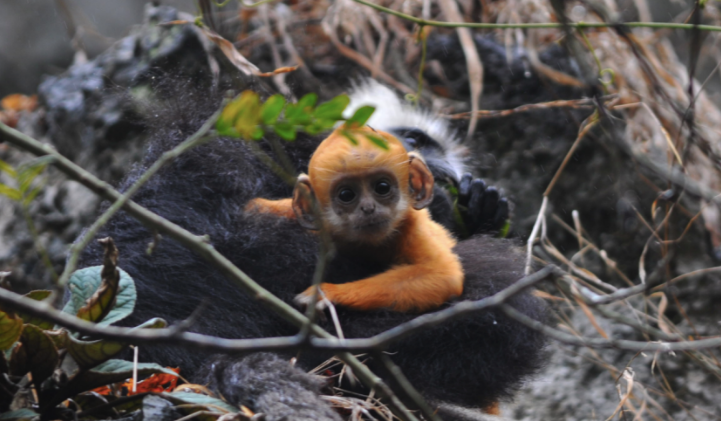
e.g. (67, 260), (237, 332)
(501, 304), (721, 352)
(352, 0), (721, 32)
(376, 353), (441, 421)
(445, 97), (602, 120)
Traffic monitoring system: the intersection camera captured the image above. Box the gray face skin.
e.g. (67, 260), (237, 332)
(328, 168), (403, 244)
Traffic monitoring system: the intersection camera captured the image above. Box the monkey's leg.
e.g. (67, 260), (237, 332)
(245, 198), (295, 218)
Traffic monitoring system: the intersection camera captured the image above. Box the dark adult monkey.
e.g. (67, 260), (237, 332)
(77, 80), (547, 421)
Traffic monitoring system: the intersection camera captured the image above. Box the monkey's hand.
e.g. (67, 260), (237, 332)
(294, 286), (331, 311)
(457, 173), (510, 236)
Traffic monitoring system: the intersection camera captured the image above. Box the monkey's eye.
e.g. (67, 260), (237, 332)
(374, 181), (391, 196)
(338, 188), (356, 203)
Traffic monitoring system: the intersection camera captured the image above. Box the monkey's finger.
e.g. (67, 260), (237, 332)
(294, 291), (329, 311)
(467, 179), (487, 228)
(481, 187), (500, 227)
(459, 173), (473, 204)
(492, 197), (510, 231)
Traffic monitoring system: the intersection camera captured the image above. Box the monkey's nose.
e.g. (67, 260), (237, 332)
(361, 203), (375, 214)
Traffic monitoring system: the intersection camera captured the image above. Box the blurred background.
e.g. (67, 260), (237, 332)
(1, 1), (717, 100)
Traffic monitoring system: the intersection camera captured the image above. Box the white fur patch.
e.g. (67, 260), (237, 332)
(345, 79), (468, 179)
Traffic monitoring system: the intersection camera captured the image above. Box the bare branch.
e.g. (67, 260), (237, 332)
(500, 304), (721, 352)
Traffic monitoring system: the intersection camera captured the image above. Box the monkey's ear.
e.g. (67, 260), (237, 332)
(408, 152), (435, 210)
(292, 174), (320, 230)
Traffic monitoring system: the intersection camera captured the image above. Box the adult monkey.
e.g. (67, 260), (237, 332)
(77, 80), (547, 421)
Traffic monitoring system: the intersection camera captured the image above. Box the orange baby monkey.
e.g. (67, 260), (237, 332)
(246, 126), (463, 312)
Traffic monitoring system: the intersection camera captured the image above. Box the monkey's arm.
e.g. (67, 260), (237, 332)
(245, 198), (296, 219)
(297, 259), (463, 312)
(297, 215), (463, 312)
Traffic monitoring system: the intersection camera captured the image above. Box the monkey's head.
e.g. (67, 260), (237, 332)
(292, 127), (435, 245)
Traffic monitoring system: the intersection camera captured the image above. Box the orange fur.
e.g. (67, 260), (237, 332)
(483, 401), (501, 415)
(248, 126), (463, 312)
(245, 198), (295, 218)
(307, 209), (462, 312)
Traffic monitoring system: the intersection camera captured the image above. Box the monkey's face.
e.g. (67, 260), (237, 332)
(325, 169), (406, 245)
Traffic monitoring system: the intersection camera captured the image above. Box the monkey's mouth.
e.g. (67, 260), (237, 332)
(354, 220), (390, 230)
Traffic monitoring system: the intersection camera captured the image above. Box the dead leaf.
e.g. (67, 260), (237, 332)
(165, 20), (297, 78)
(257, 65), (300, 77)
(173, 383), (215, 396)
(655, 293), (673, 335)
(1, 94), (37, 112)
(125, 367), (180, 395)
(77, 238), (120, 323)
(0, 111), (18, 128)
(200, 26), (260, 76)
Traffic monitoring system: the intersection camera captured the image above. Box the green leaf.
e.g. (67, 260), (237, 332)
(0, 311), (23, 351)
(304, 123), (325, 135)
(216, 126), (240, 138)
(216, 96), (245, 134)
(232, 91), (262, 139)
(250, 126), (264, 141)
(273, 122), (297, 141)
(91, 359), (177, 377)
(61, 266), (136, 327)
(286, 93), (317, 125)
(0, 183), (21, 201)
(340, 129), (359, 146)
(171, 405), (220, 421)
(8, 343), (26, 377)
(45, 329), (68, 350)
(305, 118), (336, 135)
(66, 335), (125, 370)
(22, 187), (42, 206)
(133, 317), (168, 329)
(0, 159), (16, 178)
(345, 105), (375, 128)
(16, 324), (58, 385)
(75, 244), (122, 324)
(18, 290), (53, 329)
(16, 157), (50, 194)
(498, 219), (511, 238)
(260, 94), (286, 125)
(366, 134), (390, 151)
(0, 409), (38, 420)
(314, 94), (350, 121)
(297, 93), (318, 110)
(164, 392), (239, 414)
(24, 290), (52, 301)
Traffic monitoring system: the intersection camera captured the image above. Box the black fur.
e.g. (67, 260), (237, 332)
(203, 353), (342, 421)
(77, 84), (547, 417)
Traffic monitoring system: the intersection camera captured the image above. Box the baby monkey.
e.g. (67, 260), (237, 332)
(246, 126), (463, 312)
